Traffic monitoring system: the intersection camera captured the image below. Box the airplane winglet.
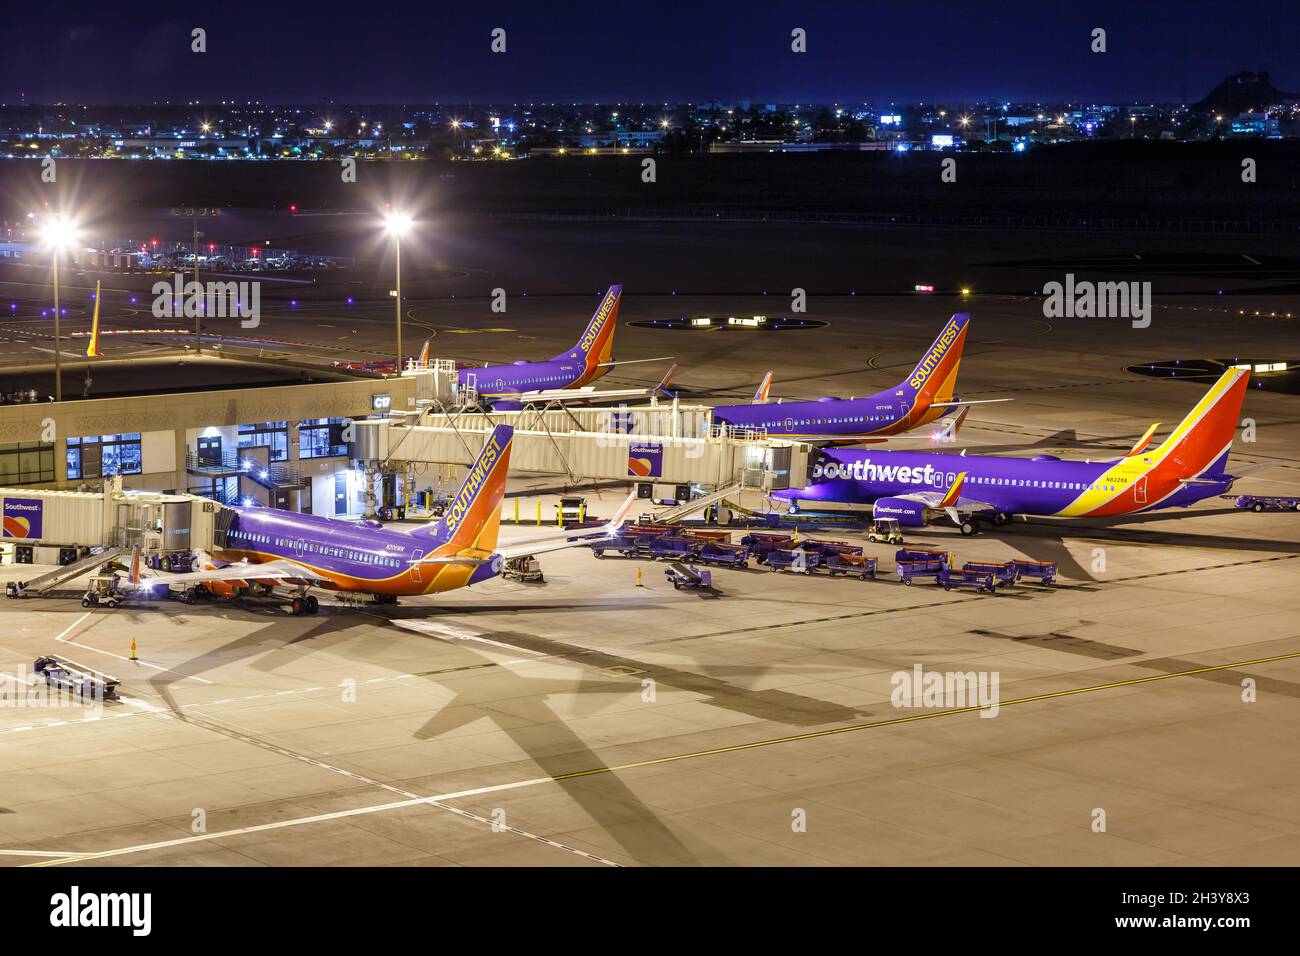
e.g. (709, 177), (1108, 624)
(656, 363), (679, 397)
(753, 371), (773, 404)
(938, 472), (967, 508)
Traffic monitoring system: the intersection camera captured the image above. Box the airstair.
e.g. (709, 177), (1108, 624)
(4, 547), (124, 598)
(652, 483), (743, 523)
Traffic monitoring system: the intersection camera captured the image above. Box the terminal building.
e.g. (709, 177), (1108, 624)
(0, 355), (811, 569)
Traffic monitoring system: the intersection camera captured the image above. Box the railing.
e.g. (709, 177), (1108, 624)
(187, 484), (242, 506)
(186, 451), (308, 488)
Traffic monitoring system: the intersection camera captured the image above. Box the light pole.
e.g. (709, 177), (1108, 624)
(41, 215), (78, 402)
(384, 212), (412, 371)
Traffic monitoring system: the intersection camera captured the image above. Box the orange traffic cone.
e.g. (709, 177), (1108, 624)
(129, 638), (138, 661)
(636, 568), (644, 588)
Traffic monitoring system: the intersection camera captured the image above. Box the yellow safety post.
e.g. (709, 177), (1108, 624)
(129, 638), (138, 661)
(636, 567), (643, 587)
(536, 500), (542, 526)
(580, 501), (586, 523)
(514, 498), (519, 524)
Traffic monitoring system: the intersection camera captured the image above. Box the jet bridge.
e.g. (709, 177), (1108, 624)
(0, 480), (233, 565)
(348, 403), (814, 493)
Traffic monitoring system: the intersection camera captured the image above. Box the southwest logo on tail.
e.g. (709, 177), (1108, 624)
(564, 284), (622, 384)
(712, 313), (1000, 443)
(903, 312), (969, 407)
(426, 424), (514, 556)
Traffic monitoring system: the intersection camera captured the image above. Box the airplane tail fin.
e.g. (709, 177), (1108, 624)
(418, 425), (514, 554)
(557, 285), (622, 383)
(900, 313), (971, 410)
(1149, 368), (1251, 477)
(753, 371), (773, 404)
(416, 339), (431, 366)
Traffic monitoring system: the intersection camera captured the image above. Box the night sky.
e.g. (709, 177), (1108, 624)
(2, 1), (1298, 105)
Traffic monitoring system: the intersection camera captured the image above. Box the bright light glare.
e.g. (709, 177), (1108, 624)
(41, 216), (79, 249)
(384, 212), (413, 236)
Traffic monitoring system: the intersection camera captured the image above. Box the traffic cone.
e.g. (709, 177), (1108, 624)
(129, 638), (138, 661)
(636, 568), (643, 587)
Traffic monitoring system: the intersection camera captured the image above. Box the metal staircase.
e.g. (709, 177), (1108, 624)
(5, 547), (124, 597)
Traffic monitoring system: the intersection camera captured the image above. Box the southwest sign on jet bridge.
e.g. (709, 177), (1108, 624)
(774, 368), (1253, 535)
(712, 313), (1000, 442)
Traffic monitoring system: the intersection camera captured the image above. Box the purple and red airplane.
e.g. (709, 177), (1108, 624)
(711, 313), (1003, 443)
(774, 367), (1254, 535)
(151, 425), (633, 612)
(456, 285), (672, 410)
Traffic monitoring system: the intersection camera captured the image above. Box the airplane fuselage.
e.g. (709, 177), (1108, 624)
(776, 448), (1232, 519)
(713, 391), (948, 438)
(213, 506), (498, 596)
(459, 358), (594, 400)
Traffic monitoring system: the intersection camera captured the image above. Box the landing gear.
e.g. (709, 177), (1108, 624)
(290, 594), (321, 616)
(992, 512), (1012, 527)
(959, 519), (980, 536)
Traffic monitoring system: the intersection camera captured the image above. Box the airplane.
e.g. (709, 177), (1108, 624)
(711, 313), (1006, 444)
(333, 339), (431, 373)
(772, 367), (1253, 536)
(146, 425), (635, 613)
(456, 285), (671, 409)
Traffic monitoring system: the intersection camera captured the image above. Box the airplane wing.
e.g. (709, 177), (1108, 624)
(595, 355), (674, 368)
(495, 492), (637, 560)
(146, 559), (331, 586)
(887, 472), (1000, 524)
(930, 398), (1013, 408)
(798, 436), (893, 448)
(516, 365), (678, 406)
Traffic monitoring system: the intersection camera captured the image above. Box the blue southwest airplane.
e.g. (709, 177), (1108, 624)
(457, 285), (672, 410)
(151, 425), (633, 612)
(711, 313), (1004, 443)
(773, 367), (1254, 536)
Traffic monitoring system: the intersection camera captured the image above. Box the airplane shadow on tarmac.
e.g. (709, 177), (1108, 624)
(131, 603), (730, 865)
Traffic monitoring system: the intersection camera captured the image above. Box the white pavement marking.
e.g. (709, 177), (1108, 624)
(54, 611), (92, 642)
(54, 609), (211, 683)
(0, 849), (79, 858)
(389, 618), (546, 656)
(27, 772), (615, 867)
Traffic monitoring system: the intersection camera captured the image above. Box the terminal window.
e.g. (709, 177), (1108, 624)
(238, 421), (289, 462)
(299, 418), (348, 459)
(0, 441), (55, 484)
(67, 433), (143, 479)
